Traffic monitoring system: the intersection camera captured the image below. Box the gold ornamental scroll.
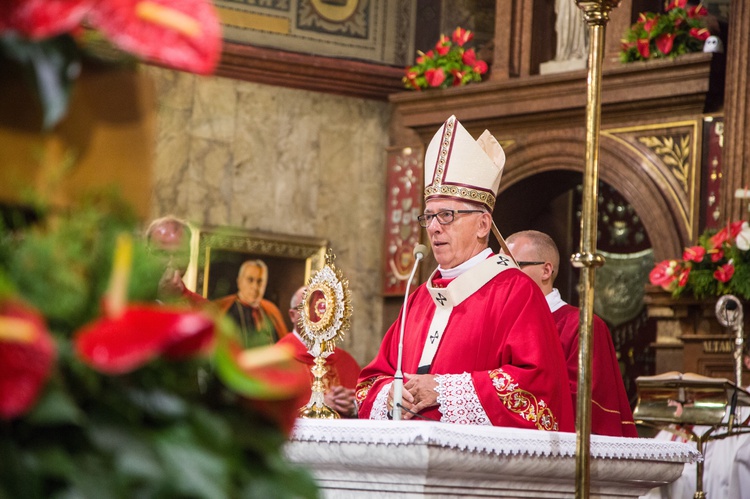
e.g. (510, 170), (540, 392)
(571, 2), (621, 499)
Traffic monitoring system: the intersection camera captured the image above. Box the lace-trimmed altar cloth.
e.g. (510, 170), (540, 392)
(291, 419), (700, 462)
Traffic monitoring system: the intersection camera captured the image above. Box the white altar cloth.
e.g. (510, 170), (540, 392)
(286, 419), (700, 498)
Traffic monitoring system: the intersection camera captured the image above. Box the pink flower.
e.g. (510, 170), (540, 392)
(690, 28), (710, 41)
(710, 221), (745, 249)
(425, 67), (446, 87)
(656, 33), (676, 55)
(416, 50), (433, 64)
(714, 262), (735, 283)
(451, 27), (473, 47)
(462, 47), (477, 66)
(710, 249), (724, 262)
(678, 268), (690, 287)
(682, 246), (706, 262)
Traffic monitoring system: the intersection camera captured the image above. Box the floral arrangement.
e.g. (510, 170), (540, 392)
(620, 0), (710, 63)
(0, 195), (317, 498)
(0, 0), (221, 129)
(650, 220), (750, 301)
(404, 27), (488, 90)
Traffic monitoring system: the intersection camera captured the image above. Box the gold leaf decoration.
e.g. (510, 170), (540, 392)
(638, 134), (691, 192)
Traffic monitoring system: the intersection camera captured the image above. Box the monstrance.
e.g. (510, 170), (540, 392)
(297, 249), (352, 419)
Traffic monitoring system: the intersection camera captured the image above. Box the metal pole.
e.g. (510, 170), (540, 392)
(571, 2), (620, 498)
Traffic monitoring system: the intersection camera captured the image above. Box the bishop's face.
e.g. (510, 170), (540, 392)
(423, 199), (489, 270)
(237, 265), (266, 307)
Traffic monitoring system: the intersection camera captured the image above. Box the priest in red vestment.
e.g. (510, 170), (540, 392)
(356, 115), (575, 431)
(506, 230), (638, 437)
(278, 286), (361, 417)
(214, 260), (288, 347)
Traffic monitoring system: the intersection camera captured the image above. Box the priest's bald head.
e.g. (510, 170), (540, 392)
(505, 230), (560, 296)
(418, 115), (505, 269)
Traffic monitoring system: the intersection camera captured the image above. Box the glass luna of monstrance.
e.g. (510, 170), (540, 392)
(297, 250), (352, 419)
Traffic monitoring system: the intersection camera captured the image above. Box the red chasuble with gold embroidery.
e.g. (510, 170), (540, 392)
(356, 267), (575, 432)
(553, 305), (638, 437)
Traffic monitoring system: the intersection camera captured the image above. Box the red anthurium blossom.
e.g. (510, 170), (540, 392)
(0, 300), (56, 420)
(643, 16), (659, 33)
(0, 0), (92, 39)
(451, 27), (473, 47)
(649, 259), (681, 290)
(425, 67), (446, 87)
(688, 5), (708, 18)
(678, 268), (690, 287)
(435, 34), (450, 56)
(689, 27), (710, 41)
(710, 221), (745, 249)
(710, 249), (724, 262)
(74, 304), (215, 374)
(656, 33), (676, 55)
(416, 50), (433, 64)
(682, 245), (706, 262)
(637, 38), (650, 59)
(666, 0), (687, 11)
(473, 60), (488, 75)
(714, 262), (735, 283)
(404, 70), (420, 90)
(462, 47), (477, 66)
(87, 0), (221, 75)
(450, 69), (466, 86)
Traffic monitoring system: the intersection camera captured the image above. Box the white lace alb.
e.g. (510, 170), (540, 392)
(435, 372), (491, 425)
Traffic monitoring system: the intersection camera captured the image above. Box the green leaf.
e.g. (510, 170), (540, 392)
(26, 384), (84, 426)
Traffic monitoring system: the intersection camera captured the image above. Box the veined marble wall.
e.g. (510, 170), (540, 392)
(145, 66), (391, 365)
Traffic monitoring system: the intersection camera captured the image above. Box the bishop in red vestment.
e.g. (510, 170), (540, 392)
(507, 230), (638, 437)
(357, 116), (575, 431)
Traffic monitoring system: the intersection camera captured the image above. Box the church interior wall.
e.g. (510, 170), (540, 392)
(146, 67), (392, 365)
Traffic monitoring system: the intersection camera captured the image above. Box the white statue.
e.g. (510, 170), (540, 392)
(554, 0), (587, 62)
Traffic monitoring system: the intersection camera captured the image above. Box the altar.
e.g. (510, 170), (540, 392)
(285, 420), (699, 498)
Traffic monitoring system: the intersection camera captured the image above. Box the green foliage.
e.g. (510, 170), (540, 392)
(0, 195), (319, 499)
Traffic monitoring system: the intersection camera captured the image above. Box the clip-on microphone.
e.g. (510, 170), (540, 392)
(392, 243), (428, 421)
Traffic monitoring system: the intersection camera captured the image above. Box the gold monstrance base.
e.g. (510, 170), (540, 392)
(298, 354), (340, 419)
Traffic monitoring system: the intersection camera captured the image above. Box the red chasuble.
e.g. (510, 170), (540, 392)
(357, 267), (575, 432)
(553, 305), (638, 437)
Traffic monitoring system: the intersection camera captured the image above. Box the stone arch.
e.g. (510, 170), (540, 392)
(498, 128), (686, 261)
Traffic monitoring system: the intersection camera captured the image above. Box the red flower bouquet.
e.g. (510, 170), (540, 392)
(649, 220), (750, 300)
(404, 27), (488, 90)
(620, 0), (710, 63)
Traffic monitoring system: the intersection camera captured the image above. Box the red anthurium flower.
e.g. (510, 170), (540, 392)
(643, 16), (659, 33)
(682, 245), (706, 262)
(74, 304), (215, 374)
(710, 221), (745, 249)
(462, 47), (477, 66)
(714, 262), (735, 283)
(416, 50), (433, 64)
(689, 28), (710, 41)
(435, 34), (450, 55)
(688, 5), (708, 18)
(666, 0), (687, 11)
(710, 249), (724, 262)
(425, 67), (446, 87)
(678, 268), (690, 287)
(451, 69), (466, 86)
(404, 70), (420, 90)
(0, 300), (56, 420)
(451, 27), (473, 47)
(0, 0), (92, 39)
(656, 33), (676, 55)
(473, 60), (488, 75)
(637, 38), (650, 59)
(87, 0), (221, 75)
(649, 259), (681, 290)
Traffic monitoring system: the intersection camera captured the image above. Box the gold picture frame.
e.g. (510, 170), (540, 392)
(187, 226), (328, 331)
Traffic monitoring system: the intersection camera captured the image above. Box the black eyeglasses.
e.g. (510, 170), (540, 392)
(417, 210), (484, 228)
(517, 261), (545, 268)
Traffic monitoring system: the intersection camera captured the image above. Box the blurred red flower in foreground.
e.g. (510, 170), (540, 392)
(0, 300), (56, 420)
(0, 0), (220, 75)
(74, 304), (215, 374)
